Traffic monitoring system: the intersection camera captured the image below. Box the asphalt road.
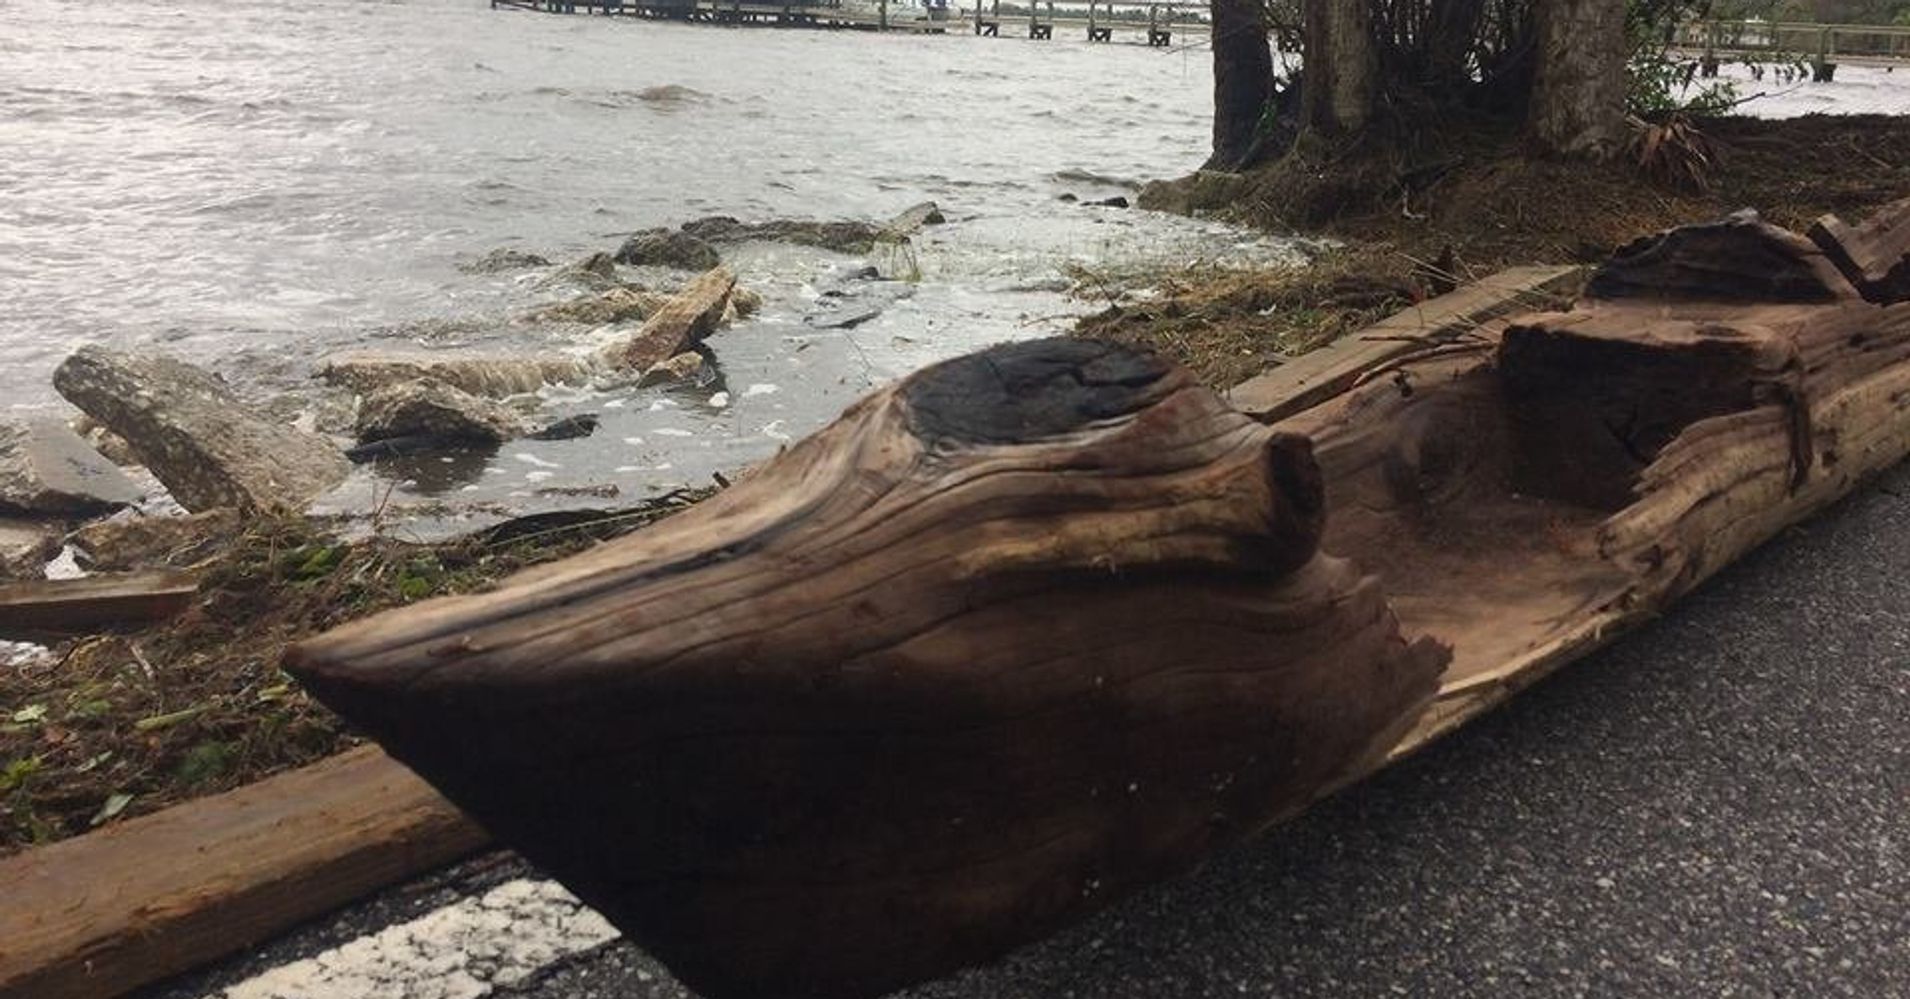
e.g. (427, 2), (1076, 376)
(153, 466), (1909, 999)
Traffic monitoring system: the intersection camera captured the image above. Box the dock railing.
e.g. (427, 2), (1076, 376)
(967, 0), (1207, 43)
(1674, 19), (1910, 79)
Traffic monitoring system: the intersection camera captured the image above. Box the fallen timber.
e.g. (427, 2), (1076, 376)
(283, 205), (1910, 999)
(8, 206), (1909, 999)
(0, 570), (199, 639)
(0, 747), (484, 999)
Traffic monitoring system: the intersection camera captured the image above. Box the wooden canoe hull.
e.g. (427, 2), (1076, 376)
(287, 206), (1910, 999)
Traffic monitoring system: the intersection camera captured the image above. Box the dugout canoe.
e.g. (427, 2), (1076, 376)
(287, 203), (1910, 999)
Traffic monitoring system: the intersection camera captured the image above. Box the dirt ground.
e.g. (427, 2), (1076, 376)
(0, 493), (709, 854)
(1082, 114), (1910, 388)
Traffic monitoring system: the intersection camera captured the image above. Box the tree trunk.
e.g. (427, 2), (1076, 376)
(1528, 0), (1627, 156)
(1301, 0), (1378, 134)
(1206, 0), (1274, 170)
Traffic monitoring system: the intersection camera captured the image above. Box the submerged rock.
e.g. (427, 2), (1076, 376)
(886, 201), (946, 235)
(527, 286), (670, 326)
(633, 84), (710, 105)
(460, 247), (552, 274)
(321, 353), (598, 399)
(526, 414), (600, 441)
(70, 415), (142, 467)
(730, 285), (764, 317)
(355, 377), (531, 445)
(0, 418), (144, 515)
(542, 251), (624, 292)
(638, 350), (708, 387)
(615, 230), (722, 271)
(678, 216), (884, 255)
(52, 346), (350, 514)
(0, 517), (61, 580)
(69, 509), (240, 572)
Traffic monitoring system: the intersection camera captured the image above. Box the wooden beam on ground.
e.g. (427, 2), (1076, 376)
(0, 570), (200, 638)
(0, 746), (485, 999)
(1809, 196), (1910, 304)
(1225, 264), (1583, 423)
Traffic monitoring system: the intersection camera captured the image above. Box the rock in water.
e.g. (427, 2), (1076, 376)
(354, 378), (531, 445)
(525, 414), (599, 441)
(459, 247), (552, 274)
(52, 347), (350, 514)
(598, 266), (736, 372)
(541, 252), (623, 292)
(320, 354), (598, 399)
(527, 287), (670, 326)
(638, 351), (708, 388)
(886, 200), (946, 235)
(614, 230), (722, 271)
(678, 216), (885, 255)
(70, 415), (142, 467)
(0, 418), (144, 515)
(730, 285), (764, 317)
(0, 517), (61, 580)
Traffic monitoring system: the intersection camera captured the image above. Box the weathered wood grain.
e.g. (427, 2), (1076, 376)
(1809, 196), (1910, 305)
(1226, 264), (1582, 423)
(284, 202), (1910, 997)
(288, 338), (1448, 999)
(0, 570), (199, 638)
(0, 746), (483, 999)
(24, 209), (1897, 999)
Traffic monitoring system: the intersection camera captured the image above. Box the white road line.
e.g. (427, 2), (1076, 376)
(210, 878), (618, 999)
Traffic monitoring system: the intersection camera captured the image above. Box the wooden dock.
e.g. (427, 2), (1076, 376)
(1674, 19), (1910, 80)
(490, 0), (1210, 45)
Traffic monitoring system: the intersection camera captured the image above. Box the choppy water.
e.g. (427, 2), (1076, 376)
(5, 1), (1907, 526)
(2, 0), (1314, 523)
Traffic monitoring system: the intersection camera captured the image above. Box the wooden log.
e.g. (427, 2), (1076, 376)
(0, 570), (199, 638)
(0, 746), (482, 999)
(1587, 209), (1852, 303)
(1808, 196), (1910, 304)
(1226, 263), (1583, 423)
(288, 339), (1448, 999)
(280, 210), (1910, 999)
(1282, 207), (1910, 762)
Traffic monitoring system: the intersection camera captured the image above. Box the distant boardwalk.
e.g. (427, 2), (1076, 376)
(1672, 19), (1910, 81)
(490, 0), (1209, 46)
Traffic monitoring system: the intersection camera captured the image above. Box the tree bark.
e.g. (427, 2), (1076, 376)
(1207, 0), (1275, 169)
(1301, 0), (1379, 134)
(1528, 0), (1628, 156)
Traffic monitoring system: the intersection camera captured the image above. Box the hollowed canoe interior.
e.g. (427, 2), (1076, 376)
(1284, 335), (1760, 687)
